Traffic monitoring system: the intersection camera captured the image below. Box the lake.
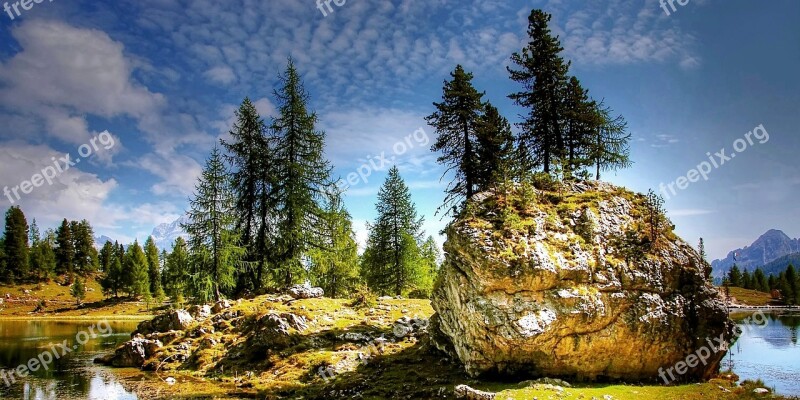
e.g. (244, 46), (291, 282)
(0, 320), (141, 400)
(725, 311), (800, 396)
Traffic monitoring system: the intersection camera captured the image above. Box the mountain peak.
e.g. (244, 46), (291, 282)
(711, 229), (800, 278)
(150, 215), (190, 250)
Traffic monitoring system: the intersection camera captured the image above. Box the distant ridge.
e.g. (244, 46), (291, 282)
(150, 215), (190, 251)
(711, 229), (800, 279)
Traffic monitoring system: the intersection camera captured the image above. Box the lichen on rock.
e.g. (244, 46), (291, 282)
(431, 181), (732, 382)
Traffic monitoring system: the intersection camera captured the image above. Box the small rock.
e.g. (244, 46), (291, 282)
(288, 284), (324, 299)
(753, 388), (769, 394)
(188, 304), (212, 319)
(165, 377), (176, 385)
(212, 299), (232, 313)
(454, 384), (496, 400)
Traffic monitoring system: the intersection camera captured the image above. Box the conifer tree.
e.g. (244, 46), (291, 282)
(270, 59), (333, 287)
(426, 65), (485, 214)
(308, 188), (360, 298)
(753, 268), (768, 292)
(55, 219), (75, 276)
(742, 269), (753, 290)
(475, 102), (515, 193)
(164, 237), (190, 301)
(643, 189), (666, 246)
(508, 9), (570, 174)
(144, 236), (165, 302)
(786, 264), (799, 305)
(125, 240), (150, 300)
(100, 241), (124, 298)
(71, 220), (98, 274)
(586, 102), (632, 180)
(2, 206), (29, 282)
(728, 264), (743, 287)
(70, 277), (85, 306)
(184, 146), (242, 302)
(362, 166), (425, 296)
(416, 236), (441, 298)
(31, 229), (56, 280)
(222, 97), (274, 292)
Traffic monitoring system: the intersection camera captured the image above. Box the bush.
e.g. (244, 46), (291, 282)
(349, 285), (376, 309)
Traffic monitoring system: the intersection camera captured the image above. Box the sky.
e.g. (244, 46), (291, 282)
(0, 0), (798, 260)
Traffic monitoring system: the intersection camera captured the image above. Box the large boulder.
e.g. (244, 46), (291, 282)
(431, 181), (732, 382)
(249, 312), (308, 350)
(136, 309), (194, 335)
(95, 335), (163, 367)
(288, 284), (324, 299)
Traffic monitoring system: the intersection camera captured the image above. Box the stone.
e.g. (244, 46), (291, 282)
(249, 313), (303, 350)
(188, 304), (212, 320)
(212, 299), (232, 313)
(431, 182), (732, 382)
(96, 336), (163, 367)
(753, 388), (769, 394)
(288, 284), (324, 299)
(136, 309), (194, 335)
(454, 385), (496, 400)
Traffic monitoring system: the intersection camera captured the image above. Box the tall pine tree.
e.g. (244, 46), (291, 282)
(55, 219), (75, 276)
(270, 59), (333, 286)
(586, 101), (632, 180)
(125, 240), (150, 300)
(144, 236), (165, 302)
(308, 187), (360, 298)
(362, 166), (425, 296)
(508, 9), (570, 174)
(425, 65), (485, 214)
(475, 102), (515, 193)
(164, 237), (190, 301)
(222, 97), (274, 292)
(2, 206), (29, 282)
(183, 146), (242, 302)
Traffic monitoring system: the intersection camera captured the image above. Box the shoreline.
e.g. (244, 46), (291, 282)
(0, 315), (152, 321)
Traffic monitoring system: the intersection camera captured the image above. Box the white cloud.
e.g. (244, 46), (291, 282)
(205, 66), (237, 84)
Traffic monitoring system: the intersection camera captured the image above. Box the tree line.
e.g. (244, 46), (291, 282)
(725, 263), (800, 305)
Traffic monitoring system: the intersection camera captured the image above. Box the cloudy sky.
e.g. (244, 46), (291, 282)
(0, 0), (797, 260)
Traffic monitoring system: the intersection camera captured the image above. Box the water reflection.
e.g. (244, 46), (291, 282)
(725, 312), (800, 396)
(0, 320), (140, 400)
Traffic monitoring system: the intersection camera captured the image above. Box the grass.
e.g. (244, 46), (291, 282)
(727, 287), (777, 306)
(0, 277), (154, 319)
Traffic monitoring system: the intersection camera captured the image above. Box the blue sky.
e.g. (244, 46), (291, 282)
(0, 0), (798, 260)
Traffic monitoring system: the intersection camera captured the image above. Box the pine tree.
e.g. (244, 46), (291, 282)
(100, 241), (124, 299)
(643, 189), (667, 246)
(753, 268), (768, 292)
(475, 102), (515, 193)
(561, 77), (598, 177)
(742, 269), (753, 290)
(698, 238), (712, 279)
(786, 264), (799, 305)
(3, 206), (29, 282)
(31, 229), (57, 281)
(125, 240), (150, 300)
(362, 166), (425, 296)
(221, 97), (274, 292)
(586, 101), (632, 180)
(184, 146), (242, 302)
(70, 277), (86, 306)
(508, 9), (570, 174)
(270, 59), (333, 287)
(71, 220), (98, 274)
(728, 264), (743, 287)
(425, 65), (485, 214)
(55, 219), (75, 276)
(416, 236), (441, 298)
(144, 236), (165, 302)
(308, 188), (360, 298)
(164, 237), (190, 301)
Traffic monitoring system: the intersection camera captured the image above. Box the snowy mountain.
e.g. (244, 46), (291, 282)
(150, 215), (190, 250)
(94, 235), (115, 248)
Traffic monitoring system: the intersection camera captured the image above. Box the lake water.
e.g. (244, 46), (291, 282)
(725, 312), (800, 396)
(0, 320), (141, 400)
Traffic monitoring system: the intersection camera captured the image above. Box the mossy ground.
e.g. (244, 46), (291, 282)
(107, 296), (788, 400)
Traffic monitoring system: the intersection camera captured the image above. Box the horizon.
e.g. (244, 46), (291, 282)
(1, 0), (799, 261)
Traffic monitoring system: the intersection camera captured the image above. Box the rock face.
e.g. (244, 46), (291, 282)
(431, 181), (732, 382)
